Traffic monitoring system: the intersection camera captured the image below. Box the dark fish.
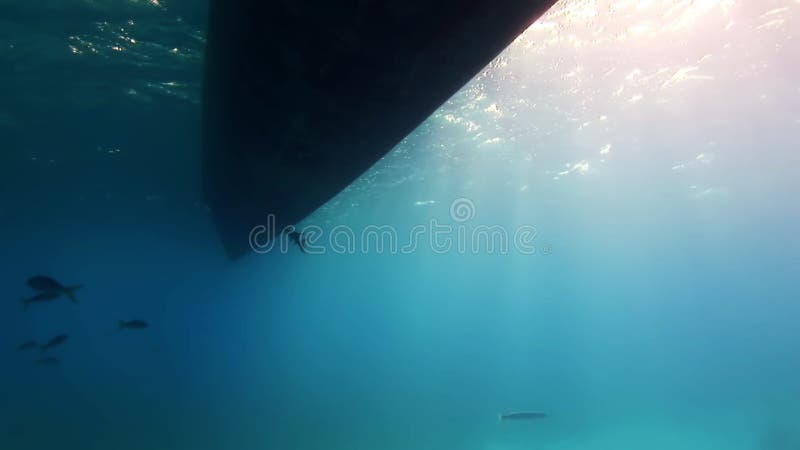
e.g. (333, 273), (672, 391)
(40, 334), (68, 352)
(27, 276), (64, 291)
(17, 340), (39, 351)
(21, 291), (61, 310)
(36, 357), (60, 366)
(26, 276), (82, 303)
(118, 320), (148, 330)
(285, 230), (307, 253)
(499, 412), (549, 421)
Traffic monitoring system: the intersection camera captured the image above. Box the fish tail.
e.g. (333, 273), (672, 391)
(64, 285), (82, 304)
(118, 320), (126, 330)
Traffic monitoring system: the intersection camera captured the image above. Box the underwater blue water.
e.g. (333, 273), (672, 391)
(1, 1), (799, 449)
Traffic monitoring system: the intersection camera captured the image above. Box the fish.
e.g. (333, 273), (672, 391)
(36, 357), (60, 366)
(17, 340), (39, 351)
(40, 334), (68, 352)
(499, 411), (549, 421)
(285, 230), (307, 253)
(118, 320), (148, 330)
(26, 276), (82, 303)
(20, 291), (61, 310)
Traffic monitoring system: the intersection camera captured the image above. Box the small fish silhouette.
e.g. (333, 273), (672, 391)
(118, 320), (148, 330)
(40, 334), (68, 353)
(27, 276), (82, 303)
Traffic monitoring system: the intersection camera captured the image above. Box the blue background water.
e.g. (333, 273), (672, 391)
(1, 1), (799, 449)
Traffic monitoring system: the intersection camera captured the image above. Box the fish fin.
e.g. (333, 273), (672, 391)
(64, 285), (82, 304)
(21, 298), (28, 311)
(118, 320), (126, 330)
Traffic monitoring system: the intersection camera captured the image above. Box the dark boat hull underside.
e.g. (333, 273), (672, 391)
(202, 0), (558, 258)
